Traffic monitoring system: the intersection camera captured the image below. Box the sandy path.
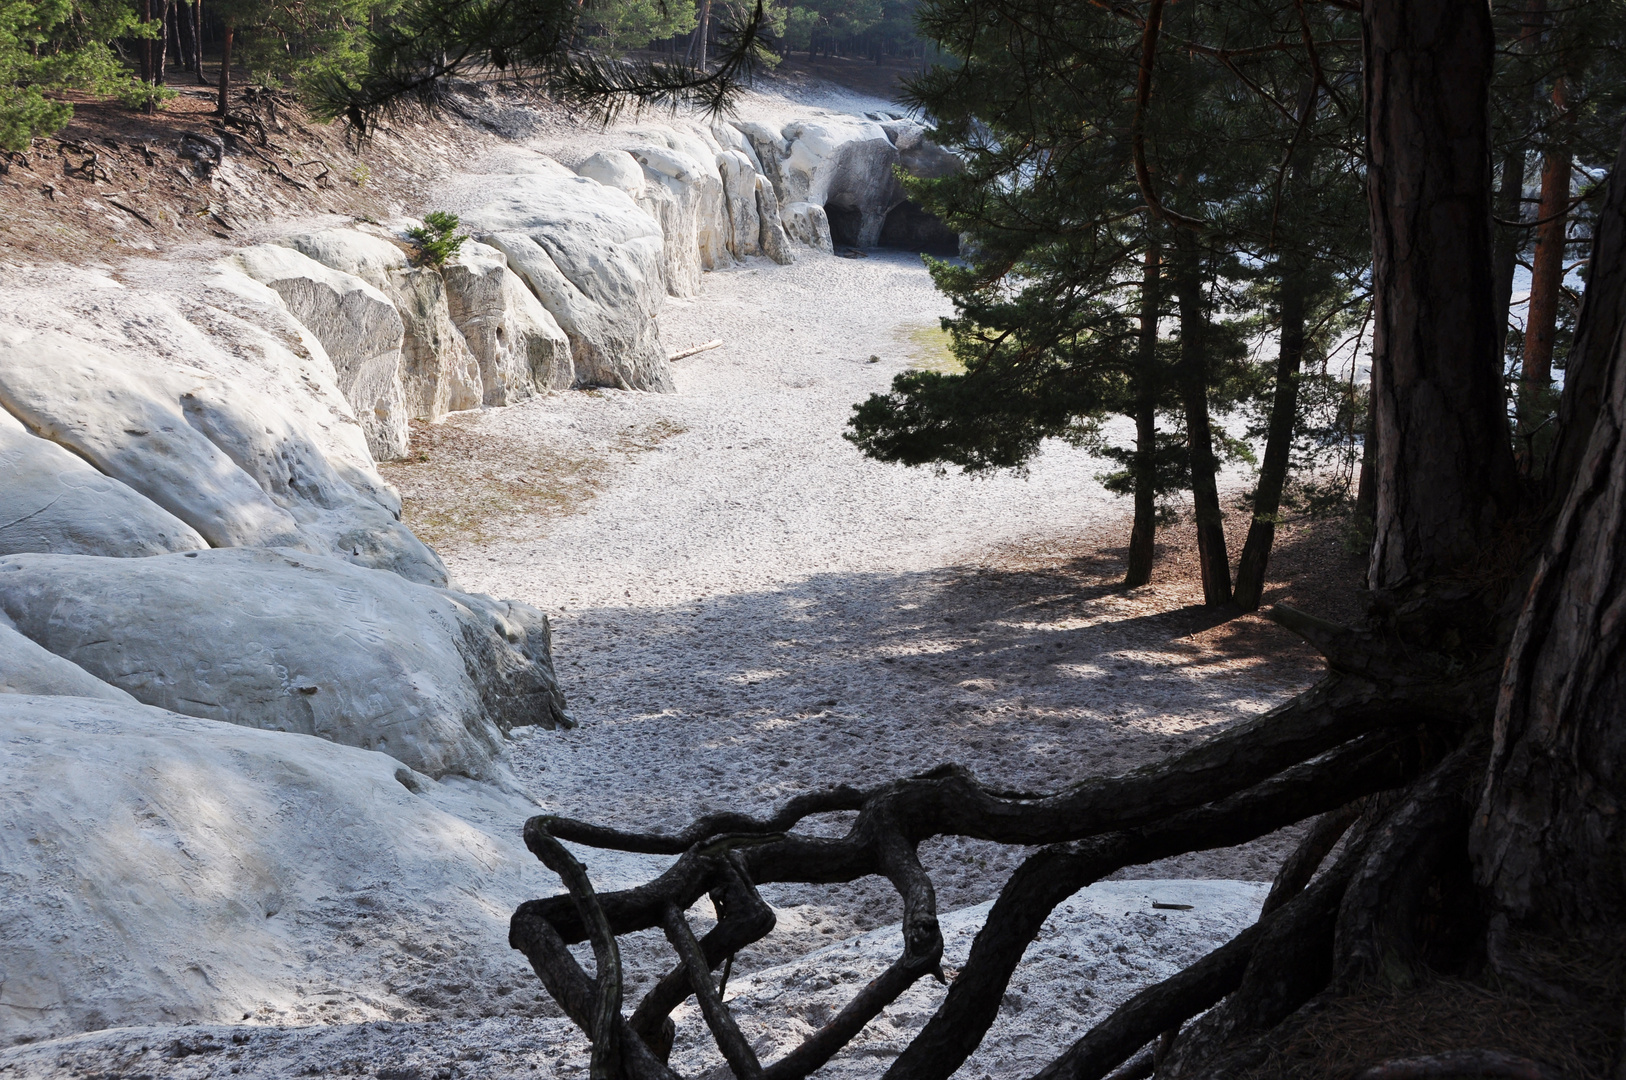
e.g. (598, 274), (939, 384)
(380, 249), (1329, 986)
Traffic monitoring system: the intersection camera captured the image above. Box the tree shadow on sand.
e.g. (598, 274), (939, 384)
(517, 532), (1354, 930)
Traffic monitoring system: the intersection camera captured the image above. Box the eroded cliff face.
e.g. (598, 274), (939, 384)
(0, 98), (960, 1049)
(210, 107), (958, 444)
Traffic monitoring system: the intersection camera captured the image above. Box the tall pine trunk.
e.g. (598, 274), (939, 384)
(216, 25), (233, 116)
(1493, 0), (1548, 364)
(1476, 127), (1626, 931)
(1235, 81), (1317, 612)
(1354, 401), (1376, 524)
(687, 0), (711, 67)
(1125, 243), (1162, 588)
(1492, 148), (1525, 362)
(1523, 82), (1573, 367)
(1173, 233), (1232, 606)
(154, 0), (169, 91)
(139, 0), (153, 85)
(194, 0), (206, 83)
(175, 0), (194, 72)
(1362, 0), (1516, 597)
(1233, 259), (1307, 610)
(1517, 76), (1572, 469)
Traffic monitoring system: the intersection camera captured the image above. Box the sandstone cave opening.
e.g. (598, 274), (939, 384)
(824, 199), (959, 255)
(824, 202), (864, 247)
(879, 200), (961, 256)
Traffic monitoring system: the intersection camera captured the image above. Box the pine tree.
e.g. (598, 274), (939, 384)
(846, 0), (1367, 603)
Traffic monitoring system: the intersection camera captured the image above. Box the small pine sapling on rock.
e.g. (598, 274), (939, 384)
(407, 211), (467, 268)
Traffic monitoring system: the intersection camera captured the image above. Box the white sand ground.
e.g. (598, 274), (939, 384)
(1, 880), (1266, 1080)
(435, 247), (1323, 914)
(0, 90), (1333, 1079)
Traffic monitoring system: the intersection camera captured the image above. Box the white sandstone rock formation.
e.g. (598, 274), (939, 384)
(443, 240), (575, 401)
(605, 123), (800, 275)
(623, 143), (707, 297)
(227, 243), (411, 460)
(0, 326), (306, 551)
(717, 148), (764, 260)
(711, 120), (766, 175)
(0, 618), (132, 700)
(466, 172), (674, 392)
(782, 200), (834, 253)
(881, 117), (962, 180)
(779, 116), (906, 247)
(0, 548), (568, 778)
(755, 174), (796, 265)
(717, 114), (960, 254)
(0, 293), (446, 585)
(731, 118), (790, 197)
(575, 148), (645, 196)
(274, 228), (484, 422)
(627, 172), (698, 298)
(390, 260), (485, 415)
(271, 226), (409, 289)
(0, 695), (619, 1044)
(626, 127), (733, 274)
(153, 264), (413, 517)
(0, 406), (206, 558)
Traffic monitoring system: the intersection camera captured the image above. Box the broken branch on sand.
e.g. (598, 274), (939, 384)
(669, 339), (723, 362)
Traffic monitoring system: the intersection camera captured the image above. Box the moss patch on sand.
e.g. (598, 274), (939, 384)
(381, 413), (687, 551)
(895, 322), (963, 374)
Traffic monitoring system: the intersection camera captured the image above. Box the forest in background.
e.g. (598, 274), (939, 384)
(0, 0), (929, 155)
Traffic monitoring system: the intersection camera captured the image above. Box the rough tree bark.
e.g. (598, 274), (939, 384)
(1547, 126), (1626, 500)
(1363, 0), (1518, 596)
(1474, 135), (1626, 932)
(1173, 232), (1232, 606)
(1125, 241), (1162, 589)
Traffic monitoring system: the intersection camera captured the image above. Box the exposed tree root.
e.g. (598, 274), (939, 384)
(504, 616), (1497, 1080)
(1106, 1051), (1156, 1080)
(1334, 746), (1486, 991)
(1354, 1049), (1566, 1080)
(1158, 852), (1358, 1080)
(1260, 800), (1364, 917)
